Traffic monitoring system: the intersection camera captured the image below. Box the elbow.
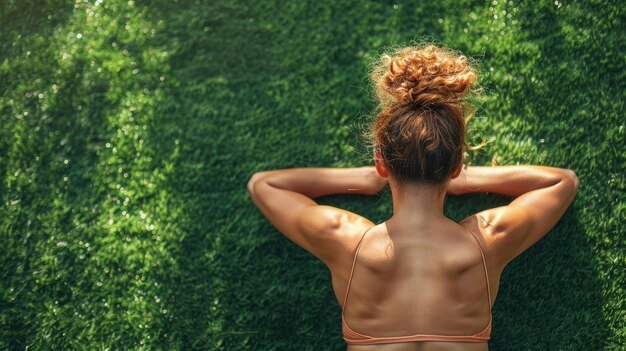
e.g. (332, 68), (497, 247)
(247, 171), (271, 196)
(247, 173), (261, 196)
(562, 169), (580, 194)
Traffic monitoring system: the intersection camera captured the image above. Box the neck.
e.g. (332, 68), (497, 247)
(387, 178), (449, 222)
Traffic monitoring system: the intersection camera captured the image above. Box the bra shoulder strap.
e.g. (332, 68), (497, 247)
(341, 225), (376, 310)
(467, 229), (493, 310)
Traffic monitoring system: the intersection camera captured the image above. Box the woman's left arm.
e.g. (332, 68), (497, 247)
(247, 166), (386, 266)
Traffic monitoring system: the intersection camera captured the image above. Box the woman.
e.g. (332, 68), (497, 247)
(247, 44), (579, 350)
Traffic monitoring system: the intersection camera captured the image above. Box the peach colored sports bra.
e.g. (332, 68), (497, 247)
(341, 224), (493, 345)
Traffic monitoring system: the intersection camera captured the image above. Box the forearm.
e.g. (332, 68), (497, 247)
(449, 165), (576, 198)
(249, 166), (386, 198)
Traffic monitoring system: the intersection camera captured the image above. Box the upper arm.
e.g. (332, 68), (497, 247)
(462, 169), (579, 266)
(248, 172), (373, 267)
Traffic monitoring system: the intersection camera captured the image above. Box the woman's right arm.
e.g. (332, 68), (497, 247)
(450, 165), (579, 266)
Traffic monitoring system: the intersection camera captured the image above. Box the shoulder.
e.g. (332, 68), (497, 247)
(298, 205), (375, 268)
(459, 206), (532, 269)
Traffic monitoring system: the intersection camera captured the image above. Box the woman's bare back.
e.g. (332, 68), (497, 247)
(332, 218), (495, 351)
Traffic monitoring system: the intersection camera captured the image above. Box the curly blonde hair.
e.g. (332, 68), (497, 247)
(368, 43), (484, 184)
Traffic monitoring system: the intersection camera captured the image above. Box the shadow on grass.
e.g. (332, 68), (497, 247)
(0, 0), (74, 62)
(141, 1), (278, 349)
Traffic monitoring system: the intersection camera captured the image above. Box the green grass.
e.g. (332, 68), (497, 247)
(1, 0), (624, 349)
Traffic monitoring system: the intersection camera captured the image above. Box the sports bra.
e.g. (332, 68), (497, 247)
(341, 223), (493, 345)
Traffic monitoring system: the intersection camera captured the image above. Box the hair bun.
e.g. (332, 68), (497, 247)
(371, 44), (478, 109)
